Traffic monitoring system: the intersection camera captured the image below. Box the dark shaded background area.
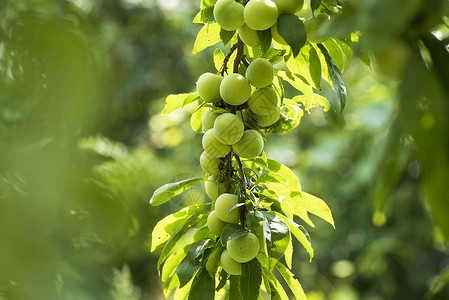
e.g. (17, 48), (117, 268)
(0, 0), (448, 299)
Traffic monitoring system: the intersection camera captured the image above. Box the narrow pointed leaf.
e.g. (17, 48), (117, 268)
(149, 177), (203, 206)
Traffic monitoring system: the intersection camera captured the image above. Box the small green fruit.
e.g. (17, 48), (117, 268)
(304, 13), (330, 44)
(238, 24), (261, 47)
(202, 109), (220, 132)
(205, 175), (226, 201)
(253, 105), (280, 127)
(220, 249), (242, 275)
(215, 193), (241, 223)
(200, 151), (221, 175)
(196, 73), (223, 103)
(271, 22), (288, 45)
(227, 232), (260, 263)
(244, 0), (278, 31)
(248, 87), (278, 116)
(246, 58), (274, 88)
(232, 130), (264, 159)
(207, 210), (228, 236)
(213, 0), (245, 31)
(271, 0), (304, 15)
(202, 129), (231, 158)
(213, 113), (245, 145)
(220, 73), (252, 106)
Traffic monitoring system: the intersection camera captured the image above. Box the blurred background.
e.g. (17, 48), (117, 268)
(0, 0), (448, 299)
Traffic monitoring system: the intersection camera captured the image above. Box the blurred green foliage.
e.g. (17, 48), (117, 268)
(0, 0), (448, 299)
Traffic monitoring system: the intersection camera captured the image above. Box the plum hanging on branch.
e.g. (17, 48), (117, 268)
(148, 0), (357, 299)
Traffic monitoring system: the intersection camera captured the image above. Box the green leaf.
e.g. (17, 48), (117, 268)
(300, 192), (335, 228)
(157, 213), (206, 272)
(253, 158), (301, 191)
(220, 28), (235, 46)
(277, 70), (314, 110)
(213, 48), (225, 72)
(176, 256), (200, 288)
(277, 15), (307, 57)
(240, 259), (262, 300)
(275, 262), (307, 300)
(149, 177), (203, 206)
(193, 23), (222, 54)
(190, 105), (209, 133)
(427, 265), (449, 297)
(161, 93), (200, 116)
(273, 99), (304, 133)
(206, 244), (224, 277)
(161, 247), (188, 283)
(301, 42), (322, 89)
(261, 266), (289, 300)
(317, 44), (347, 113)
(275, 212), (314, 261)
(311, 0), (322, 12)
(229, 275), (243, 300)
(221, 224), (247, 245)
(284, 234), (293, 269)
(187, 267), (215, 300)
(257, 29), (272, 54)
(323, 38), (345, 71)
(151, 204), (204, 252)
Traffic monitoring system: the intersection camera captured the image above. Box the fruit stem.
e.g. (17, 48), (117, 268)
(233, 38), (245, 73)
(220, 42), (239, 76)
(225, 152), (233, 193)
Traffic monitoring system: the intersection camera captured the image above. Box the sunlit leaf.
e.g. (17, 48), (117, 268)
(300, 192), (335, 228)
(277, 15), (307, 57)
(275, 262), (307, 300)
(187, 267), (215, 300)
(193, 23), (222, 54)
(240, 259), (262, 300)
(161, 93), (200, 116)
(149, 177), (203, 206)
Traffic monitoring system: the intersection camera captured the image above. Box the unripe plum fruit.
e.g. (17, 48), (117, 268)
(304, 13), (330, 44)
(202, 129), (231, 158)
(200, 151), (221, 175)
(232, 130), (264, 159)
(227, 232), (260, 263)
(207, 210), (228, 236)
(213, 0), (245, 31)
(244, 0), (278, 31)
(205, 175), (226, 201)
(374, 40), (411, 80)
(213, 113), (244, 145)
(196, 73), (223, 103)
(215, 193), (241, 223)
(220, 249), (242, 275)
(238, 24), (261, 47)
(253, 104), (280, 127)
(246, 58), (274, 88)
(270, 22), (288, 45)
(220, 73), (252, 106)
(271, 0), (304, 15)
(248, 87), (278, 116)
(202, 109), (220, 132)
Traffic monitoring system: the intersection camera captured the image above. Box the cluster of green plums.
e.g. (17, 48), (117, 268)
(214, 0), (331, 46)
(198, 57), (281, 176)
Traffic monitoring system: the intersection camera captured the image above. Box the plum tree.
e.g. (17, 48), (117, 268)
(196, 72), (223, 103)
(207, 210), (228, 236)
(271, 0), (304, 15)
(213, 0), (245, 31)
(213, 113), (245, 145)
(215, 193), (241, 223)
(248, 87), (278, 116)
(202, 129), (231, 158)
(304, 13), (330, 44)
(271, 22), (288, 45)
(202, 109), (220, 132)
(227, 232), (260, 263)
(238, 24), (261, 47)
(219, 73), (252, 106)
(246, 58), (274, 88)
(220, 249), (242, 275)
(232, 130), (264, 159)
(200, 151), (221, 175)
(244, 0), (278, 31)
(205, 175), (226, 201)
(253, 105), (281, 127)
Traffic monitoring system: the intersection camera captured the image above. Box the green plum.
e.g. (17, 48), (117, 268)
(238, 24), (261, 47)
(271, 0), (304, 15)
(246, 58), (274, 88)
(271, 22), (288, 45)
(253, 104), (280, 127)
(213, 0), (245, 31)
(244, 0), (278, 31)
(196, 72), (223, 103)
(232, 130), (264, 159)
(220, 249), (242, 275)
(227, 232), (260, 263)
(200, 151), (221, 175)
(215, 193), (241, 223)
(304, 13), (330, 44)
(374, 40), (411, 80)
(247, 87), (278, 116)
(205, 175), (226, 201)
(202, 129), (231, 158)
(207, 210), (228, 236)
(220, 73), (252, 106)
(213, 113), (245, 145)
(202, 109), (220, 132)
